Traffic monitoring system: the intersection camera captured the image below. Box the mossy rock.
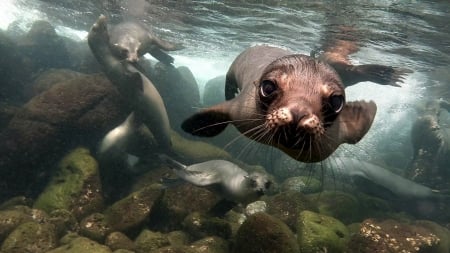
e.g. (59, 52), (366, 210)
(413, 220), (450, 253)
(33, 147), (103, 219)
(297, 210), (349, 253)
(80, 212), (112, 242)
(1, 221), (57, 253)
(189, 236), (229, 253)
(46, 236), (112, 253)
(105, 231), (135, 252)
(307, 190), (360, 224)
(135, 229), (170, 253)
(182, 212), (232, 240)
(48, 209), (79, 237)
(264, 190), (318, 232)
(104, 184), (163, 233)
(0, 209), (33, 242)
(233, 212), (300, 253)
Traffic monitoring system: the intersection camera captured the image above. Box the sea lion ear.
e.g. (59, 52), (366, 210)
(181, 103), (232, 137)
(338, 101), (377, 144)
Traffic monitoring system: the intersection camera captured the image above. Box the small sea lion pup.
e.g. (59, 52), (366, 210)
(109, 20), (183, 64)
(182, 45), (409, 162)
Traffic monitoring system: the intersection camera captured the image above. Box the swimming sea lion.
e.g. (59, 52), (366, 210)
(109, 20), (183, 64)
(329, 157), (441, 200)
(159, 154), (271, 205)
(182, 45), (379, 163)
(88, 15), (172, 152)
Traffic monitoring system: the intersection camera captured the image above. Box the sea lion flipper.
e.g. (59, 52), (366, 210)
(150, 35), (184, 51)
(346, 64), (412, 87)
(338, 100), (377, 144)
(149, 47), (175, 65)
(182, 103), (232, 137)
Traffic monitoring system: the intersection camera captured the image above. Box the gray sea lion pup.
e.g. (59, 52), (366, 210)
(159, 154), (272, 205)
(182, 45), (381, 163)
(88, 15), (172, 152)
(109, 20), (183, 64)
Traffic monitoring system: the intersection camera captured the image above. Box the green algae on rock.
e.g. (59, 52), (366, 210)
(297, 210), (350, 253)
(105, 231), (135, 252)
(307, 190), (361, 224)
(80, 212), (112, 243)
(135, 229), (170, 253)
(233, 212), (300, 253)
(1, 221), (57, 253)
(104, 184), (163, 233)
(264, 190), (318, 232)
(280, 176), (322, 194)
(0, 209), (34, 242)
(33, 147), (103, 219)
(182, 212), (232, 240)
(46, 236), (112, 253)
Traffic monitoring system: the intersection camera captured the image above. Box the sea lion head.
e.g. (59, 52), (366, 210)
(245, 172), (272, 197)
(254, 55), (346, 161)
(182, 53), (376, 163)
(111, 36), (141, 62)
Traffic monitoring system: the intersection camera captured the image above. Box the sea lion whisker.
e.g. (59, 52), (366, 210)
(191, 118), (265, 134)
(222, 124), (267, 151)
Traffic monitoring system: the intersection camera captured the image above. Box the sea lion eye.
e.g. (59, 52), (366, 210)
(329, 95), (344, 113)
(264, 181), (272, 189)
(259, 80), (277, 97)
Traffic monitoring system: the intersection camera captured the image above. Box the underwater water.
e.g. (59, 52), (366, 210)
(0, 0), (450, 252)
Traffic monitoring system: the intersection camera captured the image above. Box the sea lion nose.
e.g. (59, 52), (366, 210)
(298, 114), (324, 135)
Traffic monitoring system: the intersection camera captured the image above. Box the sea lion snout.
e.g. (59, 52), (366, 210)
(267, 106), (324, 136)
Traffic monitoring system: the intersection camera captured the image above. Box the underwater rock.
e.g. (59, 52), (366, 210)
(104, 184), (163, 233)
(167, 230), (191, 247)
(46, 235), (112, 253)
(0, 104), (19, 130)
(18, 20), (71, 72)
(1, 221), (57, 253)
(134, 229), (170, 253)
(149, 183), (221, 232)
(0, 73), (129, 202)
(348, 218), (442, 253)
(80, 213), (112, 243)
(264, 190), (318, 232)
(30, 68), (85, 96)
(203, 75), (226, 106)
(297, 210), (350, 253)
(233, 212), (300, 253)
(0, 209), (34, 242)
(0, 196), (32, 210)
(307, 190), (361, 224)
(280, 176), (322, 194)
(34, 147), (104, 220)
(48, 209), (79, 238)
(105, 231), (135, 252)
(245, 200), (267, 216)
(182, 212), (232, 240)
(415, 220), (450, 253)
(189, 236), (229, 253)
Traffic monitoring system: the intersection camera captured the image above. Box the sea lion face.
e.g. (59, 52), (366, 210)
(111, 36), (141, 62)
(246, 172), (272, 196)
(253, 55), (345, 161)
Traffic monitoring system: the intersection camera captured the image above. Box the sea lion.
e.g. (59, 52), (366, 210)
(182, 45), (380, 163)
(88, 15), (172, 152)
(109, 20), (183, 64)
(329, 157), (441, 200)
(159, 154), (271, 206)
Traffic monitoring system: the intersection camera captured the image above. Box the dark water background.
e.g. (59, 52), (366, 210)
(1, 0), (450, 219)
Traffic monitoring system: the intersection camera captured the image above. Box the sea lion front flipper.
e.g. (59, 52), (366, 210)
(150, 35), (184, 51)
(341, 64), (412, 87)
(337, 101), (377, 144)
(148, 47), (175, 65)
(182, 102), (232, 137)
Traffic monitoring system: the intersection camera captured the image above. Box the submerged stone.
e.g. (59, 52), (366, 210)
(1, 221), (57, 253)
(297, 210), (350, 253)
(79, 212), (112, 243)
(0, 209), (33, 242)
(233, 212), (300, 253)
(182, 212), (232, 240)
(46, 236), (112, 253)
(135, 229), (170, 253)
(105, 231), (135, 252)
(33, 147), (103, 219)
(104, 184), (163, 233)
(280, 176), (322, 194)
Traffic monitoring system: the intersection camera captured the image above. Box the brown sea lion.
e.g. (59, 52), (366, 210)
(88, 15), (172, 152)
(109, 20), (183, 64)
(182, 44), (409, 163)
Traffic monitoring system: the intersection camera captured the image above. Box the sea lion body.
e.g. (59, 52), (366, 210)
(159, 155), (271, 205)
(109, 21), (183, 64)
(183, 45), (378, 162)
(88, 15), (172, 152)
